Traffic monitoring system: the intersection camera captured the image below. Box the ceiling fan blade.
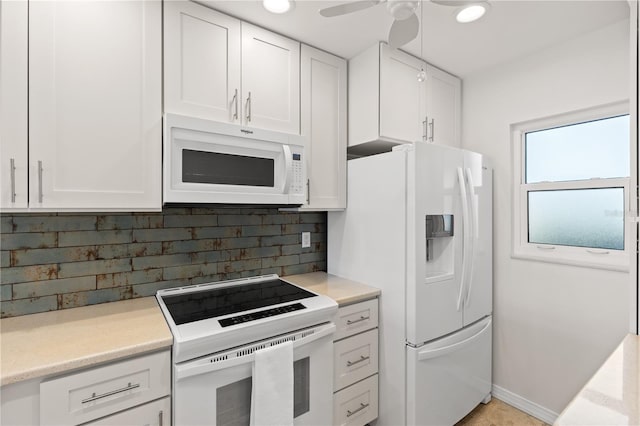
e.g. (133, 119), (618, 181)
(319, 1), (381, 17)
(388, 12), (419, 48)
(430, 0), (476, 6)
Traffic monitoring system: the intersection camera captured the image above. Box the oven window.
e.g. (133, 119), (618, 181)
(182, 149), (275, 187)
(214, 358), (311, 425)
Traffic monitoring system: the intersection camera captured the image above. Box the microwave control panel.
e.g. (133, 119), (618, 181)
(291, 152), (304, 195)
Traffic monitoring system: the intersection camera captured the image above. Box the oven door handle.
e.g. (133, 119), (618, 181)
(175, 322), (336, 380)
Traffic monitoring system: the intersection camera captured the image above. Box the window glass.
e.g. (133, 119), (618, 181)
(525, 115), (629, 183)
(528, 188), (624, 250)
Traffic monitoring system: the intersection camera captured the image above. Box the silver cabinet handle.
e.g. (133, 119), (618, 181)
(232, 88), (238, 121)
(246, 91), (252, 123)
(587, 249), (610, 255)
(10, 158), (16, 203)
(347, 402), (370, 418)
(81, 382), (140, 404)
(428, 118), (435, 142)
(306, 179), (310, 204)
(422, 116), (427, 141)
(37, 160), (43, 203)
(159, 410), (163, 426)
(346, 355), (370, 367)
(346, 315), (369, 325)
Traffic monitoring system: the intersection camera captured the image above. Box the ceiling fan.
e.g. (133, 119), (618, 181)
(318, 0), (479, 49)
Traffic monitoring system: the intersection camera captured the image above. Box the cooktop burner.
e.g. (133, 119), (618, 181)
(160, 277), (316, 325)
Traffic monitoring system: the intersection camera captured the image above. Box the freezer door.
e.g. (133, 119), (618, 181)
(406, 316), (492, 426)
(462, 152), (493, 326)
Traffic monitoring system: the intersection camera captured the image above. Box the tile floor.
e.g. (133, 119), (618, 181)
(456, 398), (549, 426)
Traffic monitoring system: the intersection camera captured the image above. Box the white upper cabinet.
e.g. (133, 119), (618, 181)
(425, 65), (462, 147)
(348, 42), (462, 156)
(0, 0), (28, 210)
(164, 2), (300, 134)
(299, 44), (347, 210)
(164, 1), (241, 124)
(27, 0), (162, 211)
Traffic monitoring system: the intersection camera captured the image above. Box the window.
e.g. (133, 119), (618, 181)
(512, 102), (630, 270)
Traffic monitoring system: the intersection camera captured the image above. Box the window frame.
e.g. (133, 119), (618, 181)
(511, 101), (631, 271)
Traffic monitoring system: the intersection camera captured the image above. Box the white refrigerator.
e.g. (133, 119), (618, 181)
(328, 141), (492, 425)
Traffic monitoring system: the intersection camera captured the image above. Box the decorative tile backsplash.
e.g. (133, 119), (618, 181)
(0, 207), (327, 318)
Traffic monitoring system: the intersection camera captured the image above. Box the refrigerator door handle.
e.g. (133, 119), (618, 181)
(464, 167), (478, 307)
(416, 318), (492, 361)
(456, 167), (470, 312)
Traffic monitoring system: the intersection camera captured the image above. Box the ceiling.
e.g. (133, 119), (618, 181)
(200, 0), (630, 78)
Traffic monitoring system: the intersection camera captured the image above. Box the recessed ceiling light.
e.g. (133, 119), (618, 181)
(456, 3), (489, 23)
(263, 0), (294, 14)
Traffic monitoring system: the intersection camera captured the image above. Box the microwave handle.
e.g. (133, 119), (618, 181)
(282, 144), (293, 193)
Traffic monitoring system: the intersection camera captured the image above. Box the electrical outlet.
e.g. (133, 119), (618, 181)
(301, 232), (311, 248)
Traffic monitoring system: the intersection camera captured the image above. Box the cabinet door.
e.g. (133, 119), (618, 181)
(425, 64), (461, 147)
(379, 44), (427, 144)
(84, 397), (171, 426)
(164, 1), (241, 124)
(241, 22), (300, 134)
(28, 0), (162, 211)
(300, 45), (347, 210)
(0, 0), (28, 210)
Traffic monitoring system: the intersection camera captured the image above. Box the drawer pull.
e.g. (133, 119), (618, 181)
(347, 355), (370, 367)
(81, 382), (140, 404)
(346, 315), (370, 325)
(347, 402), (370, 417)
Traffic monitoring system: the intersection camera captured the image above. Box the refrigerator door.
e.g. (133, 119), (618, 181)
(406, 316), (492, 426)
(462, 152), (493, 326)
(406, 143), (465, 345)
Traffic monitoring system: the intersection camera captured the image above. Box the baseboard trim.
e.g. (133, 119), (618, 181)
(491, 384), (559, 425)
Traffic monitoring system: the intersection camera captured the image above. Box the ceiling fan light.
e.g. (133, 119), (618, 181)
(263, 0), (294, 14)
(455, 3), (488, 23)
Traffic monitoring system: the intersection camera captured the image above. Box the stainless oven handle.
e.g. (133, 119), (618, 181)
(282, 144), (293, 193)
(174, 322), (336, 381)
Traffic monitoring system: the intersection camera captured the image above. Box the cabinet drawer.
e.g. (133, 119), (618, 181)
(334, 298), (378, 341)
(84, 396), (170, 426)
(334, 328), (378, 391)
(40, 350), (170, 426)
(333, 374), (378, 426)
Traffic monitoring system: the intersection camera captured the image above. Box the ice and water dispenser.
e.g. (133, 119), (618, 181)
(425, 215), (455, 281)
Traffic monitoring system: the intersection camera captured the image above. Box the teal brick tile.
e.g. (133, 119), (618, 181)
(12, 246), (97, 266)
(217, 215), (262, 226)
(226, 246), (280, 261)
(1, 284), (12, 301)
(1, 232), (57, 250)
(164, 214), (218, 228)
(219, 259), (263, 274)
(1, 216), (13, 233)
(163, 239), (221, 254)
(13, 215), (97, 232)
(97, 269), (163, 289)
(61, 287), (132, 309)
(191, 275), (223, 285)
(131, 214), (164, 229)
(262, 214), (300, 225)
(0, 296), (58, 318)
(163, 263), (218, 281)
(282, 263), (320, 276)
(132, 253), (191, 270)
(191, 207), (221, 215)
(96, 215), (135, 230)
(192, 226), (242, 239)
(281, 244), (303, 256)
(97, 242), (162, 259)
(1, 251), (10, 268)
(242, 225), (281, 237)
(300, 252), (325, 263)
(162, 207), (192, 215)
(13, 276), (96, 299)
(132, 228), (192, 242)
(299, 212), (326, 224)
(261, 255), (299, 268)
(261, 235), (298, 247)
(58, 259), (131, 279)
(311, 233), (326, 243)
(259, 267), (281, 276)
(191, 250), (226, 264)
(132, 280), (188, 297)
(218, 237), (261, 250)
(281, 223), (326, 235)
(59, 230), (132, 247)
(1, 264), (59, 284)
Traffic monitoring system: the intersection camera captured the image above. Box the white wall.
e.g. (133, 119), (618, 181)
(462, 19), (631, 417)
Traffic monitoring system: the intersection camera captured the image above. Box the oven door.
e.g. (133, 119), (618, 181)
(173, 323), (335, 426)
(163, 113), (306, 205)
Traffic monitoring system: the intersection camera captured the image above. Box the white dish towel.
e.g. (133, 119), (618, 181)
(250, 340), (294, 426)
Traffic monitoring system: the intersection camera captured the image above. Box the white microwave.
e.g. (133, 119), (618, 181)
(163, 114), (307, 205)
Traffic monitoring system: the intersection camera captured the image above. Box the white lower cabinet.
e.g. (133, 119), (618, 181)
(332, 299), (379, 426)
(84, 396), (170, 426)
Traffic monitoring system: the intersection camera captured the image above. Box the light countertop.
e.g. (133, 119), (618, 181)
(0, 297), (172, 386)
(284, 271), (380, 305)
(554, 333), (640, 426)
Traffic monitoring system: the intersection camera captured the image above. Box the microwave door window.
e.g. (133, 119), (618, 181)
(182, 149), (275, 187)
